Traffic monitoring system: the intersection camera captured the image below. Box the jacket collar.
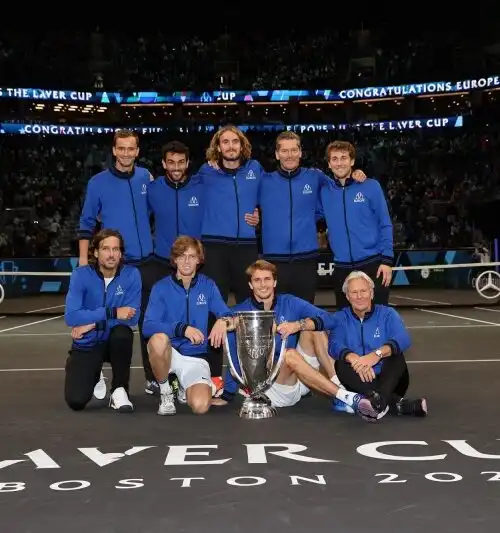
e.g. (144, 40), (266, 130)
(277, 165), (301, 178)
(250, 293), (278, 310)
(328, 170), (354, 187)
(163, 173), (192, 190)
(92, 262), (123, 278)
(172, 272), (199, 288)
(348, 305), (375, 321)
(109, 165), (135, 179)
(218, 158), (248, 175)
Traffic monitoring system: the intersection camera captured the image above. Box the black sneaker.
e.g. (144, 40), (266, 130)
(355, 391), (389, 422)
(396, 398), (428, 417)
(145, 380), (160, 396)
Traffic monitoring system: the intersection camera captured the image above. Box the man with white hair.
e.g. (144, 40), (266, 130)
(301, 270), (427, 418)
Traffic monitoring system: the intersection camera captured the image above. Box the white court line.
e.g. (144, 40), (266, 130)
(0, 323), (498, 339)
(417, 308), (500, 326)
(391, 295), (451, 305)
(26, 304), (65, 314)
(0, 315), (64, 334)
(0, 332), (70, 337)
(475, 307), (500, 313)
(3, 359), (500, 373)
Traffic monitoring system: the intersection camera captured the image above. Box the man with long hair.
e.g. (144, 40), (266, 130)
(64, 229), (141, 412)
(199, 125), (260, 388)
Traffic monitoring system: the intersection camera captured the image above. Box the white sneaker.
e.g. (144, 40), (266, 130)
(93, 372), (107, 400)
(158, 391), (176, 415)
(109, 387), (134, 412)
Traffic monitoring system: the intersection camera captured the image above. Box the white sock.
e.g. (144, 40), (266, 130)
(335, 389), (359, 407)
(331, 374), (344, 388)
(159, 379), (172, 395)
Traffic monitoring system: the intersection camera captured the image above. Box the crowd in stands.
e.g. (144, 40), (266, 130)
(1, 26), (499, 258)
(1, 26), (498, 91)
(1, 128), (496, 258)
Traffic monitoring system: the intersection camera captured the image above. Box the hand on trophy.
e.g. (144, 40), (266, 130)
(276, 321), (301, 338)
(208, 318), (229, 348)
(185, 326), (205, 345)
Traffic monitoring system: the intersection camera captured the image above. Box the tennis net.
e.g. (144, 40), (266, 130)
(0, 261), (499, 316)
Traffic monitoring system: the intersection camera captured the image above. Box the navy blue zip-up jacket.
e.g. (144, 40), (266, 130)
(199, 160), (262, 244)
(260, 167), (327, 261)
(222, 293), (339, 396)
(78, 166), (153, 263)
(148, 173), (204, 260)
(65, 264), (142, 349)
(142, 273), (232, 357)
(328, 305), (411, 375)
(320, 176), (393, 267)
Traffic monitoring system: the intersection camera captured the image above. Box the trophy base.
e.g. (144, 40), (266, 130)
(238, 396), (277, 419)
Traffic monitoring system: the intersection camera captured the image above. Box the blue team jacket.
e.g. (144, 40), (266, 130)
(328, 305), (411, 374)
(148, 174), (204, 259)
(259, 167), (327, 261)
(223, 293), (337, 395)
(142, 273), (231, 357)
(78, 166), (153, 263)
(65, 264), (142, 349)
(320, 176), (393, 267)
(198, 160), (261, 244)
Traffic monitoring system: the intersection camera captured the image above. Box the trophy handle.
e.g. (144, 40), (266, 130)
(267, 335), (288, 385)
(224, 335), (246, 386)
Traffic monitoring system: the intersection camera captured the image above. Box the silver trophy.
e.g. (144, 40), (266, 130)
(224, 310), (287, 419)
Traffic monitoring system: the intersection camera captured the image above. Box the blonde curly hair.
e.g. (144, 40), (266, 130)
(205, 125), (252, 163)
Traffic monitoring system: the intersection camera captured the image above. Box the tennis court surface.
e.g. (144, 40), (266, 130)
(1, 305), (499, 533)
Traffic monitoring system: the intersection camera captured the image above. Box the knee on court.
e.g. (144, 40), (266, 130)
(188, 392), (211, 415)
(66, 401), (87, 411)
(65, 392), (90, 412)
(147, 333), (170, 355)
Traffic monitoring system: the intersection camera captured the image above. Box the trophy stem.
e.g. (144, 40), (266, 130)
(238, 394), (277, 419)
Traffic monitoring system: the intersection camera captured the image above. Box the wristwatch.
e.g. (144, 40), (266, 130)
(375, 349), (383, 359)
(299, 319), (307, 331)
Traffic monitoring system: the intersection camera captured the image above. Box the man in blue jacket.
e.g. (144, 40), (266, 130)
(64, 229), (141, 413)
(321, 140), (393, 308)
(259, 131), (366, 303)
(327, 270), (427, 418)
(148, 140), (204, 264)
(201, 125), (261, 303)
(143, 236), (234, 416)
(77, 129), (158, 396)
(200, 125), (260, 388)
(212, 260), (386, 422)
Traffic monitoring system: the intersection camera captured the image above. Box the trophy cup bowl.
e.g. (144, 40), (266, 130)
(224, 310), (287, 419)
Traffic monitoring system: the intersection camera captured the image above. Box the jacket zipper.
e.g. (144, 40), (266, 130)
(233, 175), (240, 242)
(127, 180), (144, 258)
(342, 186), (354, 264)
(288, 179), (293, 258)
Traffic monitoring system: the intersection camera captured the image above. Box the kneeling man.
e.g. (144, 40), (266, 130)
(143, 236), (233, 416)
(64, 229), (141, 412)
